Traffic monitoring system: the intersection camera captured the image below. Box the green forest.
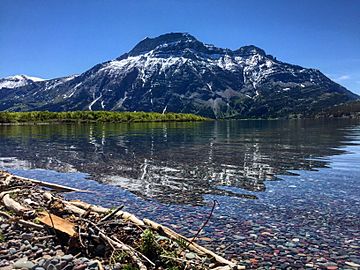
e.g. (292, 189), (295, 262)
(0, 111), (208, 123)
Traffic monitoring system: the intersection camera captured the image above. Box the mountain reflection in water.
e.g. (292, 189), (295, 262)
(0, 119), (358, 205)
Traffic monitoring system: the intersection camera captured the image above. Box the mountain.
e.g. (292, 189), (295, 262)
(0, 33), (358, 118)
(0, 75), (44, 90)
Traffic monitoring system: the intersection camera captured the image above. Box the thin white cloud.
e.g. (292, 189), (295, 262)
(336, 75), (351, 81)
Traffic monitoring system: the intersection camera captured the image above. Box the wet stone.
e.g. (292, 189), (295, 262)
(21, 233), (33, 240)
(46, 263), (57, 270)
(185, 252), (196, 260)
(56, 260), (67, 269)
(73, 264), (87, 270)
(8, 248), (17, 255)
(87, 260), (99, 268)
(61, 263), (74, 270)
(61, 254), (74, 262)
(13, 258), (35, 269)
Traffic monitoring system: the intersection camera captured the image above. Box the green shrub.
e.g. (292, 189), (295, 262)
(140, 229), (159, 259)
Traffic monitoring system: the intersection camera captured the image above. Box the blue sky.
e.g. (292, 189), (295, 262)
(1, 0), (360, 94)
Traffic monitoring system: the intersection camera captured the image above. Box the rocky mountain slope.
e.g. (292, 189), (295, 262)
(0, 33), (358, 118)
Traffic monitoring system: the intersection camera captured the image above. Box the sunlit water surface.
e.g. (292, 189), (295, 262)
(0, 119), (359, 267)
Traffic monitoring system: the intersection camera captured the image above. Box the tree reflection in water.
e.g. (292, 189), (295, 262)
(0, 119), (358, 205)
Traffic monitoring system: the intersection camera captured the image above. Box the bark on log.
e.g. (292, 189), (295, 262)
(143, 219), (244, 269)
(42, 192), (88, 216)
(69, 200), (109, 214)
(38, 211), (76, 236)
(0, 192), (30, 214)
(116, 210), (145, 227)
(63, 201), (87, 216)
(69, 200), (145, 227)
(143, 218), (205, 255)
(13, 175), (90, 193)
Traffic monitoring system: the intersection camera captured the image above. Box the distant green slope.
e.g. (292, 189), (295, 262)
(314, 100), (360, 119)
(0, 111), (208, 123)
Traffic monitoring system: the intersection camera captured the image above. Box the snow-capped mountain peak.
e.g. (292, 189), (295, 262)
(0, 75), (45, 89)
(0, 33), (357, 118)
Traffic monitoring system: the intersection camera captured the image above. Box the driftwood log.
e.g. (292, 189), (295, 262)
(0, 189), (30, 214)
(0, 170), (244, 269)
(0, 170), (90, 193)
(67, 200), (242, 269)
(13, 175), (90, 193)
(143, 219), (244, 269)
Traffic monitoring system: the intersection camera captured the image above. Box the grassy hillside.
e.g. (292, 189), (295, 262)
(0, 111), (208, 123)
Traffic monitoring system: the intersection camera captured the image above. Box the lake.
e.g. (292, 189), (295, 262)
(0, 119), (359, 268)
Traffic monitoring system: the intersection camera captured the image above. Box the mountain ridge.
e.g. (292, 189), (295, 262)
(0, 32), (358, 118)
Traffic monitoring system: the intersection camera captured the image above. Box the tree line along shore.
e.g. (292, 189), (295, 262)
(0, 111), (208, 124)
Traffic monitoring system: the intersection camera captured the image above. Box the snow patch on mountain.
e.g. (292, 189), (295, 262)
(89, 94), (102, 111)
(0, 75), (45, 89)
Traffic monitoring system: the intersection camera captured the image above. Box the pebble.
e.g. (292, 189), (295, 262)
(56, 260), (68, 269)
(74, 264), (88, 270)
(88, 260), (99, 268)
(35, 248), (44, 257)
(61, 254), (74, 262)
(345, 261), (360, 268)
(56, 250), (65, 256)
(0, 224), (9, 230)
(9, 248), (17, 255)
(47, 264), (57, 270)
(13, 258), (35, 269)
(21, 233), (33, 240)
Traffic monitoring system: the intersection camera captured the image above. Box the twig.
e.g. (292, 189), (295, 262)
(34, 235), (56, 241)
(78, 226), (86, 252)
(0, 210), (44, 229)
(46, 199), (58, 238)
(17, 219), (44, 230)
(186, 200), (218, 249)
(80, 218), (152, 269)
(0, 210), (11, 219)
(98, 205), (124, 224)
(160, 254), (187, 263)
(113, 235), (156, 267)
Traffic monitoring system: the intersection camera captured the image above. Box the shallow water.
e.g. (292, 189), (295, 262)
(0, 119), (359, 268)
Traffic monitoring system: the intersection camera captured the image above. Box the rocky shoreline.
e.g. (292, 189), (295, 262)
(0, 171), (243, 270)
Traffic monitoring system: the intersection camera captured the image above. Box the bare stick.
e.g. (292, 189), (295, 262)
(80, 218), (152, 269)
(0, 210), (43, 229)
(13, 175), (91, 193)
(98, 205), (124, 224)
(18, 219), (44, 230)
(186, 200), (218, 248)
